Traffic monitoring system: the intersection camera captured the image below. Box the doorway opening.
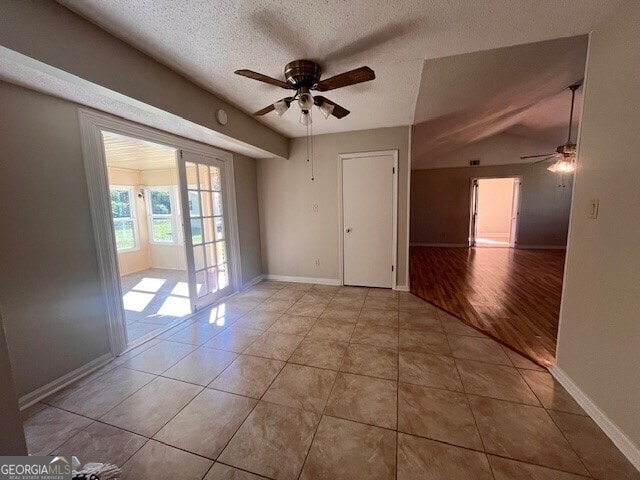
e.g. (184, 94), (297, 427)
(104, 131), (192, 344)
(101, 130), (235, 347)
(81, 110), (241, 355)
(470, 177), (520, 248)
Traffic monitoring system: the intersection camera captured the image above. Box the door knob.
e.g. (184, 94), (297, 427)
(345, 228), (352, 233)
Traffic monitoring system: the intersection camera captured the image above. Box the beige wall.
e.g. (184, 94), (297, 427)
(257, 127), (410, 286)
(0, 306), (27, 455)
(233, 155), (264, 286)
(139, 168), (186, 272)
(414, 132), (558, 169)
(108, 166), (187, 274)
(556, 2), (640, 449)
(0, 81), (112, 397)
(0, 0), (288, 159)
(107, 167), (151, 275)
(411, 138), (573, 247)
(476, 178), (515, 239)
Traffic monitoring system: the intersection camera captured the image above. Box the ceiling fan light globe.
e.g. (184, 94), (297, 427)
(548, 159), (575, 173)
(273, 99), (290, 116)
(299, 110), (312, 126)
(298, 93), (314, 111)
(557, 160), (576, 173)
(319, 101), (335, 119)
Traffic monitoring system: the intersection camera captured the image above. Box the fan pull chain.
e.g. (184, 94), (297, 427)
(305, 120), (314, 181)
(310, 121), (314, 181)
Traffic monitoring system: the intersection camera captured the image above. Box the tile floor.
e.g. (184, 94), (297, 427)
(23, 281), (640, 480)
(121, 268), (193, 343)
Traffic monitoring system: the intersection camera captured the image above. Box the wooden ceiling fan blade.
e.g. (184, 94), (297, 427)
(315, 66), (375, 92)
(253, 104), (276, 116)
(520, 153), (555, 159)
(314, 96), (350, 118)
(235, 69), (293, 89)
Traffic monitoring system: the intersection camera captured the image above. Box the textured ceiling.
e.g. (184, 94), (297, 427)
(57, 0), (620, 139)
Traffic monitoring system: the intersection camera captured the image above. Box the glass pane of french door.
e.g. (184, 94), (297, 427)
(178, 151), (231, 310)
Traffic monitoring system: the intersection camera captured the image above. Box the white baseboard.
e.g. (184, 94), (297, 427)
(516, 245), (567, 250)
(264, 274), (341, 286)
(549, 365), (640, 471)
(410, 243), (468, 247)
(19, 352), (113, 410)
(243, 274), (265, 289)
(394, 285), (410, 292)
(409, 243), (567, 250)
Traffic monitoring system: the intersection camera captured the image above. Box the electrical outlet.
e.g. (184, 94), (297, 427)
(588, 198), (599, 219)
(314, 259), (320, 267)
(313, 204), (319, 213)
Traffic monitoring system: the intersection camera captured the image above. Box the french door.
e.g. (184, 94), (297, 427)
(177, 150), (231, 310)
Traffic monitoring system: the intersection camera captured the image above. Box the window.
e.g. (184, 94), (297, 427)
(147, 186), (182, 244)
(110, 187), (137, 251)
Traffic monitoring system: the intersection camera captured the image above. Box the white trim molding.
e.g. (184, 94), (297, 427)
(19, 353), (113, 410)
(405, 127), (412, 290)
(264, 275), (341, 286)
(394, 285), (410, 292)
(549, 365), (640, 471)
(410, 243), (469, 248)
(243, 274), (266, 290)
(409, 243), (566, 250)
(516, 245), (567, 250)
(79, 111), (129, 355)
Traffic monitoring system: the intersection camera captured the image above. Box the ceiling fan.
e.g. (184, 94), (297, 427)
(235, 60), (375, 125)
(520, 83), (581, 173)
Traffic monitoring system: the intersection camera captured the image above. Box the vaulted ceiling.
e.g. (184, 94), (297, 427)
(412, 35), (588, 166)
(58, 0), (618, 146)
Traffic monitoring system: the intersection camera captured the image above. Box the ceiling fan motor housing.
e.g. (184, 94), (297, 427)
(285, 60), (322, 89)
(557, 143), (577, 157)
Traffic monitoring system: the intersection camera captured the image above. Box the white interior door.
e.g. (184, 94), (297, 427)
(342, 153), (396, 288)
(178, 150), (232, 310)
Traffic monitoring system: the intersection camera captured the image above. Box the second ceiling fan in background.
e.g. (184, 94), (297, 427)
(520, 83), (581, 173)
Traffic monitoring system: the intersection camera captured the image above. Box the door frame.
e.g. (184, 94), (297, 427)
(78, 108), (242, 356)
(468, 175), (522, 248)
(338, 150), (399, 289)
(509, 179), (522, 247)
(469, 178), (480, 247)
